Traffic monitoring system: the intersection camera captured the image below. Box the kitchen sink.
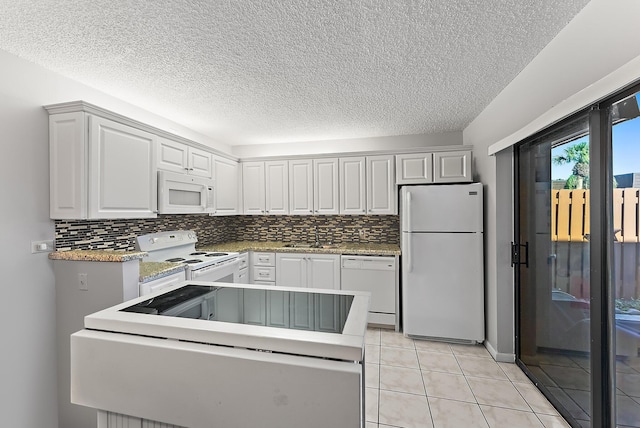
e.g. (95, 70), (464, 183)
(282, 243), (343, 249)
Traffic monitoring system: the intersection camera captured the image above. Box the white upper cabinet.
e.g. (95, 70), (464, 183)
(265, 161), (289, 215)
(289, 159), (314, 215)
(313, 158), (340, 215)
(339, 157), (366, 215)
(157, 137), (213, 178)
(49, 112), (88, 219)
(396, 149), (472, 184)
(213, 156), (241, 215)
(395, 153), (434, 184)
(433, 150), (472, 183)
(242, 161), (289, 215)
(366, 155), (397, 215)
(89, 116), (157, 219)
(49, 111), (157, 219)
(242, 161), (266, 215)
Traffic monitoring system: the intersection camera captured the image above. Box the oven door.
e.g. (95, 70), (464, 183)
(158, 170), (214, 214)
(189, 258), (240, 283)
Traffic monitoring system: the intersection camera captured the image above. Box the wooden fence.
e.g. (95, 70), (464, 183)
(551, 189), (640, 300)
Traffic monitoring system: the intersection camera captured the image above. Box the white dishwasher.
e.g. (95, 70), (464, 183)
(341, 255), (398, 330)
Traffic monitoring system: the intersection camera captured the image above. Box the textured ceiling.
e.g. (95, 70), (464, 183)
(0, 0), (589, 146)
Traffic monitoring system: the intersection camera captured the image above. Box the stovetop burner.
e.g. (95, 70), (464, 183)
(137, 230), (239, 270)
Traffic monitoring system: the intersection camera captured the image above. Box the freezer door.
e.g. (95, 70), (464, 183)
(402, 232), (484, 342)
(401, 183), (483, 233)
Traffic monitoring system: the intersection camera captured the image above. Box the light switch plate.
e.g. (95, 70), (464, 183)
(31, 240), (55, 254)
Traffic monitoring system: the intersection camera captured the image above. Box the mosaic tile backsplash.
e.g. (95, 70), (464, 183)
(55, 215), (400, 251)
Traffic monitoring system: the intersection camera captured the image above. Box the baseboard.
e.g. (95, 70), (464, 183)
(484, 340), (515, 363)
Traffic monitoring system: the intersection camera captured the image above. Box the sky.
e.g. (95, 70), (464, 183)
(551, 97), (640, 181)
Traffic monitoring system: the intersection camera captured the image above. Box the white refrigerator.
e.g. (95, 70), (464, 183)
(400, 183), (484, 343)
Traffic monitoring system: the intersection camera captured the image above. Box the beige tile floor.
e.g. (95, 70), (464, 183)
(364, 328), (572, 428)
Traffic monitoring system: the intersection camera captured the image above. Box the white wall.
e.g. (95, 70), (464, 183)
(0, 50), (235, 428)
(464, 0), (640, 360)
(232, 131), (462, 158)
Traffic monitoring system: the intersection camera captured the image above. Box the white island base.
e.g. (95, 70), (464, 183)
(73, 330), (362, 428)
(71, 282), (369, 428)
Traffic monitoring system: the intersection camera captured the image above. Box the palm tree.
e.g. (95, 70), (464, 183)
(552, 141), (589, 189)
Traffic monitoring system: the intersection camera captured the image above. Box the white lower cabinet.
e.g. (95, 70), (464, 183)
(236, 252), (249, 284)
(275, 253), (340, 290)
(249, 252), (276, 285)
(275, 253), (341, 332)
(243, 288), (266, 325)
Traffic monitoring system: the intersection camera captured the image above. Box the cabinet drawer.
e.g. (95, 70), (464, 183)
(252, 266), (276, 282)
(238, 252), (249, 270)
(252, 252), (275, 266)
(237, 268), (249, 284)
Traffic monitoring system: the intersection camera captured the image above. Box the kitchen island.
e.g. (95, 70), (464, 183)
(71, 281), (370, 428)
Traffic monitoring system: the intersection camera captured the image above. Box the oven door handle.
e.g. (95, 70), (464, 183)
(191, 258), (239, 279)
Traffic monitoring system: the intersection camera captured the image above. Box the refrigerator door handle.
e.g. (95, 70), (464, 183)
(406, 191), (412, 272)
(406, 191), (412, 232)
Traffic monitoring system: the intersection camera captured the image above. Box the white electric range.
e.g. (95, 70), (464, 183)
(135, 230), (240, 283)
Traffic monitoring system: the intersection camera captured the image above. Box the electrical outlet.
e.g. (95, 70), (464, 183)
(78, 273), (88, 291)
(31, 240), (55, 254)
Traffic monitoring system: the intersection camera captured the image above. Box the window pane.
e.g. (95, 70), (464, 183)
(611, 92), (640, 427)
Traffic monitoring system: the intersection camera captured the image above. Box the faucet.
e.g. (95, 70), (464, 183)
(314, 226), (320, 247)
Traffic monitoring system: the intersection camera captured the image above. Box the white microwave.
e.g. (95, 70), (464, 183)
(158, 171), (214, 214)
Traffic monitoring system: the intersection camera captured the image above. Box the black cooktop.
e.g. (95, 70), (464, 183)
(122, 285), (216, 314)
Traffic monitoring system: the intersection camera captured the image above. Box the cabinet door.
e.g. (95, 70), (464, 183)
(49, 112), (87, 219)
(307, 254), (340, 290)
(242, 289), (266, 325)
(395, 153), (433, 184)
(213, 156), (240, 215)
(275, 253), (307, 287)
(289, 291), (315, 330)
(265, 161), (289, 215)
(315, 294), (340, 333)
(157, 137), (188, 173)
(89, 116), (157, 219)
(433, 150), (472, 183)
(367, 155), (397, 215)
(339, 157), (366, 215)
(188, 147), (213, 178)
(266, 290), (290, 328)
(313, 158), (339, 215)
(242, 161), (265, 214)
(289, 159), (314, 215)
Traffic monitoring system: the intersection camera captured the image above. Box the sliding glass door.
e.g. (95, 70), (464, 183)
(611, 91), (640, 427)
(516, 114), (592, 426)
(515, 85), (640, 427)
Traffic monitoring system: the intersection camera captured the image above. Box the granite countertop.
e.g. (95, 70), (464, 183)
(197, 241), (401, 256)
(48, 250), (147, 262)
(139, 262), (187, 283)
